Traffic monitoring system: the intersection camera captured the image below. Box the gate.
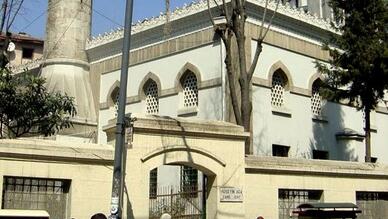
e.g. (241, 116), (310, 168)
(149, 185), (204, 219)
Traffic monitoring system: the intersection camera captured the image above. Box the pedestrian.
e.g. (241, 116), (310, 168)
(91, 213), (107, 219)
(160, 212), (172, 219)
(257, 216), (264, 219)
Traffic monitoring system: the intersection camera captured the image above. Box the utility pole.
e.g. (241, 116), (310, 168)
(0, 0), (8, 68)
(109, 0), (134, 218)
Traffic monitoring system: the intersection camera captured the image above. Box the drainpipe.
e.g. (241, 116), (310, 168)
(220, 37), (226, 121)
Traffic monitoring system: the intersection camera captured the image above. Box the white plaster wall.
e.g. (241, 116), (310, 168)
(98, 86), (223, 143)
(252, 42), (387, 162)
(373, 112), (388, 163)
(99, 43), (222, 102)
(253, 43), (317, 88)
(98, 44), (223, 144)
(157, 165), (181, 188)
(156, 165), (204, 190)
(97, 38), (388, 164)
(253, 86), (367, 160)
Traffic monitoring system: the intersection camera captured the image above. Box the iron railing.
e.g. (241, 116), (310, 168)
(149, 185), (204, 219)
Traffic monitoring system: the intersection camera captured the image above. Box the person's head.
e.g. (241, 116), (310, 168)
(257, 217), (264, 219)
(91, 213), (107, 219)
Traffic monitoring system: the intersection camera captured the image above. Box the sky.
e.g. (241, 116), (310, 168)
(9, 0), (193, 38)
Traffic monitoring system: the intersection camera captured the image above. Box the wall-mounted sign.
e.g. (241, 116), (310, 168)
(220, 187), (243, 202)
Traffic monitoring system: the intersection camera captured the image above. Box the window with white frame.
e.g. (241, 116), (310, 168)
(271, 70), (288, 108)
(311, 80), (322, 116)
(144, 80), (159, 114)
(2, 176), (71, 219)
(182, 73), (198, 108)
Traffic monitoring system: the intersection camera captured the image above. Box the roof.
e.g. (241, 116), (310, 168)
(297, 202), (359, 209)
(86, 0), (334, 49)
(293, 202), (362, 218)
(0, 32), (44, 44)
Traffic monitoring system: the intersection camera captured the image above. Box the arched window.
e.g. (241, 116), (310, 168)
(271, 70), (288, 108)
(110, 86), (120, 117)
(311, 80), (322, 116)
(182, 72), (198, 108)
(144, 80), (159, 114)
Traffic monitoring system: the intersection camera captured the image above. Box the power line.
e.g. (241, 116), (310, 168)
(81, 1), (123, 28)
(37, 8), (81, 75)
(7, 0), (24, 31)
(19, 0), (62, 32)
(19, 1), (123, 34)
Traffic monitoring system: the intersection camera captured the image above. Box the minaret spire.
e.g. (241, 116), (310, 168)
(42, 0), (97, 139)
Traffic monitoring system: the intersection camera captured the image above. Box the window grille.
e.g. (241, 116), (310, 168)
(311, 82), (322, 116)
(111, 87), (119, 117)
(181, 166), (198, 198)
(145, 81), (159, 114)
(356, 192), (388, 219)
(278, 189), (322, 219)
(149, 168), (158, 199)
(271, 72), (286, 107)
(2, 176), (70, 219)
(182, 74), (198, 108)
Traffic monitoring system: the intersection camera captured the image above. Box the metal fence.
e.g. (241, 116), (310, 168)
(149, 185), (204, 219)
(2, 176), (70, 219)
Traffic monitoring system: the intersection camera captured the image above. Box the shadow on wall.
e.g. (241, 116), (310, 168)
(202, 87), (223, 121)
(153, 115), (195, 166)
(125, 185), (135, 219)
(253, 126), (271, 156)
(310, 101), (359, 161)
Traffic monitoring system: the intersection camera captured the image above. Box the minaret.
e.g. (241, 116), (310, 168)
(42, 0), (97, 137)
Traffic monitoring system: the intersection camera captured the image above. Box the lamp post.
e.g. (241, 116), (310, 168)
(109, 0), (134, 218)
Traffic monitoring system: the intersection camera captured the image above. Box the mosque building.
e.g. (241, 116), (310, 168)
(1, 0), (387, 218)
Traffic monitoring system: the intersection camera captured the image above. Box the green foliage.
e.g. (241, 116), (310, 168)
(316, 0), (388, 162)
(316, 0), (388, 110)
(0, 69), (76, 138)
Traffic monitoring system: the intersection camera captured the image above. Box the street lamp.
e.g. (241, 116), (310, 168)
(109, 0), (134, 218)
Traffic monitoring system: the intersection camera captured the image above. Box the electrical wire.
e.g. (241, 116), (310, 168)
(37, 7), (81, 75)
(81, 1), (123, 28)
(19, 0), (63, 33)
(19, 1), (123, 35)
(6, 0), (24, 31)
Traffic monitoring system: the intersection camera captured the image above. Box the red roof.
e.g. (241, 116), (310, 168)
(0, 32), (43, 45)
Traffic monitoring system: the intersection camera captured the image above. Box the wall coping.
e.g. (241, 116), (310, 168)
(103, 115), (249, 140)
(245, 155), (388, 178)
(0, 139), (113, 165)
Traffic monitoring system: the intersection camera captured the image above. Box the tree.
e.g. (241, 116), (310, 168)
(316, 0), (388, 162)
(163, 0), (280, 153)
(0, 69), (76, 138)
(205, 0), (280, 153)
